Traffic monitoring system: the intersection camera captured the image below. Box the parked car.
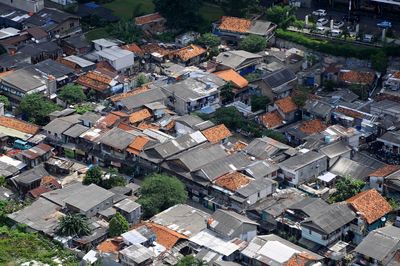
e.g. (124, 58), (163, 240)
(312, 9), (327, 17)
(316, 18), (329, 26)
(363, 34), (374, 43)
(313, 26), (327, 34)
(330, 29), (342, 37)
(377, 21), (392, 28)
(333, 21), (344, 29)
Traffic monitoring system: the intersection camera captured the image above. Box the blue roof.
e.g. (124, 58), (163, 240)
(199, 106), (216, 114)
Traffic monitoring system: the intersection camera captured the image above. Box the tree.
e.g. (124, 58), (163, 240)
(18, 93), (60, 125)
(220, 82), (235, 104)
(59, 84), (86, 104)
(136, 73), (149, 87)
(154, 0), (203, 30)
(328, 176), (365, 203)
(107, 20), (143, 43)
(292, 93), (307, 107)
(222, 0), (259, 17)
(239, 34), (267, 53)
(371, 50), (388, 73)
(138, 174), (188, 218)
(108, 212), (129, 237)
(83, 166), (103, 186)
(102, 168), (126, 189)
(57, 214), (91, 237)
(251, 95), (270, 112)
(196, 33), (221, 48)
(212, 107), (244, 130)
(0, 95), (10, 109)
(177, 255), (205, 266)
(266, 5), (296, 29)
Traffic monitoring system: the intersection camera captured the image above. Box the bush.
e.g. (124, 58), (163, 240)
(109, 213), (129, 237)
(239, 34), (267, 53)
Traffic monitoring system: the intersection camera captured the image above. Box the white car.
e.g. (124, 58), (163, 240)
(312, 9), (327, 16)
(330, 29), (342, 37)
(313, 26), (327, 34)
(333, 21), (345, 29)
(316, 18), (329, 26)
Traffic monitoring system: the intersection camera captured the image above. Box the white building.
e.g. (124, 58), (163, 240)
(95, 47), (134, 74)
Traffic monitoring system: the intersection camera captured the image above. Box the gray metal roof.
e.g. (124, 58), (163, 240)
(12, 164), (49, 185)
(289, 197), (329, 217)
(243, 160), (280, 179)
(34, 59), (74, 78)
(263, 67), (296, 89)
(236, 178), (276, 198)
(43, 117), (76, 135)
(320, 141), (351, 159)
(279, 151), (326, 171)
(216, 50), (262, 69)
(64, 184), (114, 212)
(62, 124), (89, 138)
(41, 182), (85, 207)
(118, 88), (166, 111)
(329, 157), (374, 180)
(119, 243), (153, 264)
(209, 209), (258, 238)
(79, 112), (101, 124)
(304, 99), (333, 118)
(248, 20), (273, 35)
(99, 127), (138, 150)
(174, 115), (214, 130)
(378, 131), (400, 146)
(245, 137), (290, 160)
(1, 67), (47, 92)
(114, 198), (140, 213)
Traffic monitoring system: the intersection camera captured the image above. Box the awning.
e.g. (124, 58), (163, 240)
(318, 172), (336, 183)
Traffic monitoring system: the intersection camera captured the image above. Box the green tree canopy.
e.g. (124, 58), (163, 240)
(18, 93), (60, 125)
(59, 84), (86, 104)
(136, 73), (149, 87)
(138, 174), (188, 218)
(239, 34), (267, 53)
(109, 212), (129, 237)
(213, 106), (244, 130)
(83, 166), (103, 186)
(220, 82), (235, 104)
(196, 33), (221, 48)
(108, 20), (143, 43)
(0, 95), (10, 109)
(251, 95), (270, 112)
(266, 5), (296, 29)
(177, 255), (205, 266)
(371, 50), (388, 73)
(57, 214), (91, 237)
(154, 0), (203, 30)
(328, 176), (365, 203)
(83, 166), (126, 189)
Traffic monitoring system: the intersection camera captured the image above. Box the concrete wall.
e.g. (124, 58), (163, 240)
(0, 0), (44, 12)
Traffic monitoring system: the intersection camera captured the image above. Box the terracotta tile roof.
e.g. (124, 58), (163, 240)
(76, 71), (112, 92)
(111, 111), (130, 118)
(96, 113), (120, 128)
(369, 164), (400, 177)
(58, 58), (79, 70)
(28, 186), (52, 199)
(122, 43), (144, 57)
(135, 12), (164, 26)
(0, 116), (39, 135)
(41, 175), (61, 189)
(231, 141), (248, 152)
(260, 111), (283, 129)
(285, 252), (317, 266)
(137, 122), (160, 131)
(127, 136), (149, 155)
(347, 189), (392, 224)
(219, 16), (252, 33)
(109, 86), (149, 102)
(214, 171), (251, 191)
(338, 70), (375, 85)
(214, 69), (249, 89)
(141, 43), (171, 56)
(275, 96), (297, 113)
(129, 108), (152, 124)
(118, 123), (136, 131)
(336, 107), (364, 119)
(201, 124), (232, 143)
(299, 119), (326, 135)
(97, 239), (122, 253)
(146, 222), (188, 250)
(172, 44), (206, 62)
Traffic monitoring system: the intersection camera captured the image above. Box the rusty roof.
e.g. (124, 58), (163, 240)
(201, 124), (232, 143)
(260, 111), (283, 129)
(214, 69), (249, 89)
(141, 43), (171, 56)
(118, 123), (136, 131)
(336, 107), (364, 119)
(338, 70), (375, 85)
(109, 86), (149, 102)
(219, 16), (252, 33)
(135, 12), (164, 25)
(122, 43), (144, 57)
(129, 109), (152, 124)
(347, 189), (392, 224)
(299, 119), (326, 135)
(146, 222), (188, 250)
(97, 239), (122, 254)
(285, 252), (317, 266)
(0, 116), (39, 135)
(127, 136), (149, 155)
(172, 44), (206, 62)
(275, 96), (297, 113)
(369, 164), (400, 177)
(137, 122), (160, 131)
(96, 113), (120, 128)
(214, 172), (251, 191)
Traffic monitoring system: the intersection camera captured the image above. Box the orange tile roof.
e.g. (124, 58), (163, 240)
(109, 86), (149, 102)
(76, 71), (113, 92)
(299, 119), (326, 135)
(336, 107), (364, 119)
(146, 222), (188, 250)
(231, 141), (248, 152)
(201, 124), (232, 143)
(118, 122), (136, 131)
(285, 252), (317, 266)
(129, 108), (152, 124)
(339, 70), (375, 85)
(135, 12), (164, 26)
(219, 16), (252, 33)
(0, 116), (39, 135)
(97, 113), (120, 128)
(260, 111), (283, 129)
(347, 189), (392, 224)
(28, 186), (52, 199)
(141, 43), (171, 56)
(127, 136), (149, 155)
(137, 122), (160, 131)
(97, 239), (122, 253)
(122, 43), (144, 57)
(369, 164), (400, 177)
(215, 172), (251, 191)
(111, 111), (130, 118)
(275, 96), (297, 113)
(172, 44), (206, 62)
(214, 69), (249, 89)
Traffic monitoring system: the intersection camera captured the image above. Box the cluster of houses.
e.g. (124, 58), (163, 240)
(1, 0), (400, 265)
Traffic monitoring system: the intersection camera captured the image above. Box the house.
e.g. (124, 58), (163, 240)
(303, 99), (334, 122)
(76, 70), (124, 97)
(175, 31), (200, 46)
(0, 116), (39, 141)
(346, 189), (392, 244)
(24, 8), (81, 38)
(0, 0), (43, 13)
(257, 67), (297, 100)
(354, 225), (400, 266)
(384, 71), (400, 91)
(10, 164), (49, 194)
(214, 69), (252, 102)
(201, 124), (232, 144)
(59, 55), (96, 73)
(61, 34), (91, 55)
(42, 115), (81, 144)
(329, 157), (375, 181)
(284, 119), (327, 146)
(338, 69), (376, 88)
(174, 115), (214, 135)
(208, 209), (258, 241)
(319, 141), (352, 168)
(27, 175), (61, 199)
(369, 164), (400, 193)
(19, 143), (53, 168)
(134, 12), (166, 35)
(95, 47), (134, 74)
(169, 44), (206, 66)
(259, 111), (284, 129)
(114, 88), (166, 113)
(213, 16), (276, 44)
(114, 198), (141, 224)
(241, 234), (323, 266)
(215, 50), (262, 75)
(244, 136), (292, 161)
(274, 96), (298, 123)
(119, 243), (154, 266)
(278, 151), (327, 186)
(370, 99), (400, 121)
(33, 59), (75, 89)
(377, 130), (400, 155)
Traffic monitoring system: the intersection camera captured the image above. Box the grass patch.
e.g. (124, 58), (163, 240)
(104, 0), (155, 20)
(85, 27), (110, 40)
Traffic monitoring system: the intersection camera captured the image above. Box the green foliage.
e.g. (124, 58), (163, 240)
(103, 167), (127, 189)
(83, 166), (103, 185)
(196, 32), (221, 48)
(386, 197), (399, 210)
(292, 92), (307, 107)
(57, 214), (91, 237)
(156, 32), (175, 42)
(177, 255), (206, 266)
(59, 84), (86, 104)
(138, 174), (188, 218)
(251, 95), (270, 112)
(239, 34), (267, 53)
(19, 93), (60, 126)
(371, 50), (388, 73)
(154, 0), (204, 31)
(107, 20), (143, 43)
(266, 5), (296, 29)
(75, 103), (95, 114)
(323, 80), (337, 92)
(83, 166), (126, 189)
(220, 82), (235, 104)
(109, 212), (129, 237)
(328, 176), (365, 203)
(0, 176), (5, 187)
(263, 129), (287, 143)
(244, 73), (260, 82)
(222, 0), (259, 17)
(136, 73), (149, 87)
(0, 95), (10, 109)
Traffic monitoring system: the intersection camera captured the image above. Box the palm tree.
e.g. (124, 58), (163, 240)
(57, 214), (91, 237)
